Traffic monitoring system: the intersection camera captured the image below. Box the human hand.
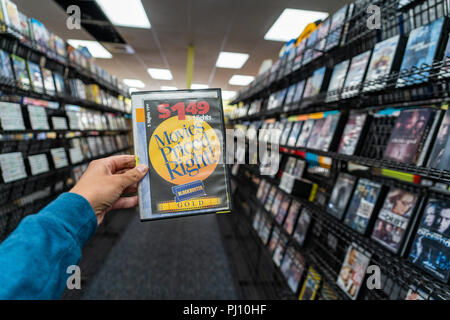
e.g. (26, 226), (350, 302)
(70, 155), (148, 225)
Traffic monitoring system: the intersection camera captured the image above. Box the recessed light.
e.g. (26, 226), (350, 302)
(264, 8), (328, 42)
(161, 86), (178, 91)
(95, 0), (151, 29)
(191, 84), (209, 89)
(229, 75), (255, 86)
(123, 79), (145, 88)
(222, 90), (237, 100)
(67, 39), (113, 59)
(216, 52), (249, 69)
(147, 68), (173, 80)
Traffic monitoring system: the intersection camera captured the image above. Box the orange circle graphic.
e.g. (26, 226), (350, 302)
(149, 116), (221, 185)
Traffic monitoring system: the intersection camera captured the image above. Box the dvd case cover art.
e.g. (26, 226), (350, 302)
(287, 121), (303, 147)
(27, 61), (44, 93)
(299, 266), (322, 300)
(252, 209), (263, 232)
(302, 29), (319, 65)
(271, 191), (283, 216)
(397, 17), (445, 87)
(11, 54), (30, 89)
(336, 244), (371, 300)
(284, 84), (297, 107)
(343, 178), (382, 234)
(428, 108), (450, 170)
(292, 208), (312, 246)
(0, 49), (13, 81)
(383, 108), (435, 165)
(268, 226), (281, 254)
(260, 218), (272, 245)
(256, 179), (267, 200)
(281, 247), (306, 293)
(279, 121), (293, 146)
(273, 234), (288, 267)
(306, 118), (326, 150)
(326, 59), (350, 100)
(41, 68), (56, 96)
(284, 200), (301, 234)
(325, 5), (349, 51)
(327, 173), (357, 220)
(309, 113), (340, 151)
(364, 35), (401, 91)
(342, 50), (371, 98)
(337, 113), (367, 155)
(292, 80), (306, 105)
(296, 119), (315, 148)
(371, 188), (419, 253)
(260, 182), (272, 204)
(275, 195), (291, 225)
(408, 199), (450, 282)
(303, 67), (326, 99)
(314, 19), (331, 59)
(264, 186), (277, 211)
(132, 89), (231, 221)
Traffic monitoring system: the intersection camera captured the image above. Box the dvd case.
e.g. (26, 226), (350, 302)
(326, 59), (350, 101)
(397, 17), (446, 87)
(342, 50), (371, 98)
(337, 113), (368, 155)
(280, 247), (306, 293)
(371, 188), (419, 254)
(343, 178), (383, 234)
(364, 35), (402, 91)
(327, 173), (357, 220)
(383, 108), (436, 165)
(0, 49), (14, 81)
(302, 67), (326, 99)
(408, 199), (450, 282)
(336, 243), (371, 299)
(292, 207), (311, 246)
(296, 119), (315, 148)
(299, 266), (322, 300)
(428, 108), (450, 170)
(132, 89), (232, 221)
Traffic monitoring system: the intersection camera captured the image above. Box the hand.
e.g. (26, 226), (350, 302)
(70, 155), (148, 225)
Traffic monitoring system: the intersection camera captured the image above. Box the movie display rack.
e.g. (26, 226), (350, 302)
(0, 0), (133, 241)
(227, 0), (450, 300)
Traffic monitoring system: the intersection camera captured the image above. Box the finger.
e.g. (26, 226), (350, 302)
(106, 155), (136, 173)
(111, 196), (138, 210)
(117, 164), (148, 189)
(123, 183), (138, 194)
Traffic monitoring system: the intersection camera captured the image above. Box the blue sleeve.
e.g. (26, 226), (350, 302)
(0, 192), (97, 300)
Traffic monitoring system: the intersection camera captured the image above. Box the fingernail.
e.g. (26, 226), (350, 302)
(137, 164), (148, 173)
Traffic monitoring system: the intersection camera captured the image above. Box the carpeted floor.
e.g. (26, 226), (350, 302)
(79, 211), (238, 300)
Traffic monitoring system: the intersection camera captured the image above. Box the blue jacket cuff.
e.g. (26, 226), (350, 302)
(39, 192), (97, 246)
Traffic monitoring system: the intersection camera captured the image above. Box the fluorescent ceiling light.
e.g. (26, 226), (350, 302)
(147, 68), (173, 80)
(129, 87), (140, 94)
(123, 79), (145, 88)
(229, 75), (254, 86)
(216, 52), (249, 69)
(95, 0), (151, 29)
(191, 84), (209, 89)
(264, 8), (328, 42)
(161, 86), (178, 91)
(67, 39), (113, 59)
(222, 90), (236, 100)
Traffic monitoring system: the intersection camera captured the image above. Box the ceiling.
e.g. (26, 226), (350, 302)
(14, 0), (349, 94)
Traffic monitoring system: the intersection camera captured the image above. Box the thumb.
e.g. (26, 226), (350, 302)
(119, 164), (148, 189)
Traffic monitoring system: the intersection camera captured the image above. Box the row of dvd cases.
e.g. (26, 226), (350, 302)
(0, 4), (133, 241)
(227, 0), (450, 300)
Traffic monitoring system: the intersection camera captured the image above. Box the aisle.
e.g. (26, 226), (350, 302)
(81, 211), (238, 299)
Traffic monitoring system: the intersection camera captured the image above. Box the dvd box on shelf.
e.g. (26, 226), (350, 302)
(299, 266), (322, 300)
(343, 178), (383, 234)
(292, 207), (312, 247)
(371, 188), (419, 254)
(327, 173), (357, 220)
(337, 113), (368, 156)
(408, 199), (450, 282)
(383, 107), (436, 165)
(428, 108), (450, 170)
(280, 247), (306, 293)
(132, 89), (232, 221)
(336, 243), (371, 299)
